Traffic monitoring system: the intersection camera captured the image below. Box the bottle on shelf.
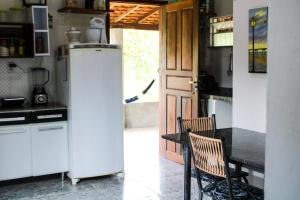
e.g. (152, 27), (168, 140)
(9, 38), (16, 56)
(18, 39), (25, 56)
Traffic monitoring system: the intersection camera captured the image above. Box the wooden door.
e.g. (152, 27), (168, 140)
(159, 0), (200, 163)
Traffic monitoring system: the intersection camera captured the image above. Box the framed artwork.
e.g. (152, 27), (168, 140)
(249, 7), (268, 73)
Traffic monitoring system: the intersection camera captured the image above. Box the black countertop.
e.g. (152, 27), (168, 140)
(0, 103), (67, 114)
(162, 128), (265, 172)
(201, 87), (232, 99)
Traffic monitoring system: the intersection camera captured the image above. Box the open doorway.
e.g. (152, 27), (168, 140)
(109, 0), (166, 184)
(110, 28), (160, 177)
(111, 28), (159, 129)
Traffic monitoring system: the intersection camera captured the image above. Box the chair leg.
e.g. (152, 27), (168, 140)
(242, 176), (249, 184)
(195, 169), (203, 200)
(198, 192), (203, 200)
(226, 177), (234, 200)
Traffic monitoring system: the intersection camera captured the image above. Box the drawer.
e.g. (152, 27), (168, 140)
(31, 109), (67, 123)
(0, 112), (31, 126)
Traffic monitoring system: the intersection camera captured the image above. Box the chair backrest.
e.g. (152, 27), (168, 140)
(178, 115), (216, 134)
(189, 132), (227, 178)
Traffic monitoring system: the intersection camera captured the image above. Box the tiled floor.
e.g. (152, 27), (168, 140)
(0, 128), (204, 200)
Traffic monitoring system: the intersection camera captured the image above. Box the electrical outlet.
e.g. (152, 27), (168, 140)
(8, 62), (17, 70)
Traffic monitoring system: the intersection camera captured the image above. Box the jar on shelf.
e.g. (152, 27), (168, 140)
(94, 0), (105, 10)
(0, 39), (9, 57)
(65, 0), (78, 8)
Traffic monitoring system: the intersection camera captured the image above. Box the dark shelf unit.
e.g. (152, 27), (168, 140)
(58, 7), (110, 14)
(0, 56), (30, 59)
(0, 23), (34, 59)
(201, 87), (233, 98)
(209, 15), (233, 47)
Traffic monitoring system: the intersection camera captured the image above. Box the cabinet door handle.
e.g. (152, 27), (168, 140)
(0, 129), (26, 135)
(0, 117), (25, 122)
(37, 114), (63, 119)
(38, 126), (64, 132)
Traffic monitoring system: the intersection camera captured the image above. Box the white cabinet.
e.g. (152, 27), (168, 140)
(0, 122), (68, 181)
(0, 125), (31, 181)
(31, 122), (68, 176)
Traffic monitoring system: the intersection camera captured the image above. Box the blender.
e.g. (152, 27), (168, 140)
(31, 67), (49, 106)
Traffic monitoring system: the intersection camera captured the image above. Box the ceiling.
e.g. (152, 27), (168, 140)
(110, 0), (168, 30)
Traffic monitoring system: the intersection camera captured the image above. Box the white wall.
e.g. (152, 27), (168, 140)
(233, 0), (268, 133)
(265, 0), (300, 199)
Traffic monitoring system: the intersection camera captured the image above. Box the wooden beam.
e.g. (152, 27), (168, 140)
(137, 8), (159, 24)
(110, 3), (117, 9)
(114, 5), (140, 23)
(110, 3), (158, 9)
(111, 22), (159, 30)
(110, 0), (168, 6)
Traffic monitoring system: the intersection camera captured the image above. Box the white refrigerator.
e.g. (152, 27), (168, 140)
(57, 44), (124, 185)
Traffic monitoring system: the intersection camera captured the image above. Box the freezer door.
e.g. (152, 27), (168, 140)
(69, 47), (124, 178)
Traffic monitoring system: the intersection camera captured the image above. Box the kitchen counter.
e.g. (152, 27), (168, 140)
(201, 87), (232, 102)
(0, 103), (67, 114)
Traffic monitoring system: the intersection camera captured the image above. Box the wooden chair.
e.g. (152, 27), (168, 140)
(178, 116), (219, 182)
(178, 116), (248, 188)
(189, 132), (264, 200)
(178, 116), (219, 194)
(177, 115), (216, 135)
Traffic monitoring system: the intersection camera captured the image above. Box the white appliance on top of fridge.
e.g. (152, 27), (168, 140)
(57, 43), (124, 185)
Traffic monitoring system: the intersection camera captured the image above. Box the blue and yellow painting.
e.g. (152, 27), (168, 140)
(249, 7), (268, 73)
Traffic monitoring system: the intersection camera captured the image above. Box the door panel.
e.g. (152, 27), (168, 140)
(182, 97), (192, 120)
(166, 95), (177, 153)
(159, 0), (200, 163)
(166, 76), (192, 91)
(167, 12), (177, 70)
(176, 11), (182, 70)
(182, 9), (193, 71)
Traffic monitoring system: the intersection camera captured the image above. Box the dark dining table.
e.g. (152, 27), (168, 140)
(162, 128), (265, 200)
